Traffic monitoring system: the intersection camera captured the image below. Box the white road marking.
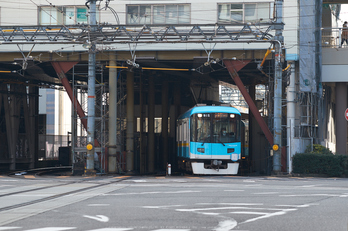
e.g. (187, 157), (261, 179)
(213, 220), (238, 231)
(88, 204), (110, 206)
(241, 209), (297, 224)
(0, 228), (21, 230)
(177, 206), (280, 212)
(105, 190), (200, 196)
(88, 229), (133, 231)
(297, 185), (317, 188)
(276, 204), (313, 208)
(202, 213), (220, 216)
(24, 228), (76, 231)
(253, 192), (279, 195)
(223, 190), (244, 192)
(280, 194), (341, 197)
(152, 229), (190, 231)
(83, 215), (109, 222)
(143, 205), (183, 209)
(230, 211), (269, 215)
(197, 203), (263, 206)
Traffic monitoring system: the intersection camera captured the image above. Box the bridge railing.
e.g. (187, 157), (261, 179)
(322, 27), (347, 48)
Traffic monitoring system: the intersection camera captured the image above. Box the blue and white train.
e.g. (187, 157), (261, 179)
(176, 105), (242, 175)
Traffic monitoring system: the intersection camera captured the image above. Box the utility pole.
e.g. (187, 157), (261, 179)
(273, 0), (284, 173)
(85, 0), (97, 175)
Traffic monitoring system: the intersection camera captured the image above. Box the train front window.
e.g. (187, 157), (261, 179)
(213, 113), (241, 143)
(191, 113), (211, 142)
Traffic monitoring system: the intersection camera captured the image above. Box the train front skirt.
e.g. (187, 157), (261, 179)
(191, 162), (239, 175)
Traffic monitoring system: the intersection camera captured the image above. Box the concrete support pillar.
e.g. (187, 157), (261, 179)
(162, 80), (169, 169)
(108, 53), (118, 173)
(335, 83), (347, 154)
(126, 71), (135, 172)
(287, 61), (296, 172)
(148, 75), (155, 173)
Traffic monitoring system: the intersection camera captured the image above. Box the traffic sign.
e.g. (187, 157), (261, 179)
(345, 108), (348, 121)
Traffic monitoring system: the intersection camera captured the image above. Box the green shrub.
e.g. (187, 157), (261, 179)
(304, 144), (334, 155)
(293, 153), (348, 177)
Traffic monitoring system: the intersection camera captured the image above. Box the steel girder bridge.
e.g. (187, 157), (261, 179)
(0, 22), (281, 172)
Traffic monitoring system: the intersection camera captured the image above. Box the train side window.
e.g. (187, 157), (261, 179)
(183, 121), (187, 141)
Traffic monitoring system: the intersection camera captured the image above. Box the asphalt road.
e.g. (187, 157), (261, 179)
(0, 174), (348, 231)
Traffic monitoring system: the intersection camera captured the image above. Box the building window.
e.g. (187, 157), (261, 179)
(127, 4), (190, 25)
(39, 6), (93, 25)
(218, 3), (273, 23)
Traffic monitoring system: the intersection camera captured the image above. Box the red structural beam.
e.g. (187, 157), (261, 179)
(224, 59), (274, 146)
(51, 61), (100, 147)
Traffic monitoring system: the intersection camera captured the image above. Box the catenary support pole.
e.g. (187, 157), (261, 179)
(287, 61), (296, 173)
(86, 0), (97, 175)
(273, 0), (284, 172)
(108, 53), (118, 173)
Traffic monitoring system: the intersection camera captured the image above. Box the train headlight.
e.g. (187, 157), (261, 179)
(197, 148), (205, 153)
(227, 148), (235, 153)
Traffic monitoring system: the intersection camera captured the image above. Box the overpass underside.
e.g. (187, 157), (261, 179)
(0, 49), (275, 174)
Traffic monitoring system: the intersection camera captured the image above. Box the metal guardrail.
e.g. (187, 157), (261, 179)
(0, 23), (278, 44)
